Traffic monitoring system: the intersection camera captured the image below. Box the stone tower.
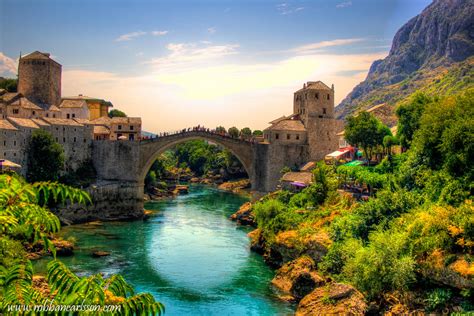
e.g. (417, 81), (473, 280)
(293, 81), (341, 160)
(18, 51), (62, 107)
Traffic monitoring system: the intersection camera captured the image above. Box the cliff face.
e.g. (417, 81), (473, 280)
(336, 0), (474, 119)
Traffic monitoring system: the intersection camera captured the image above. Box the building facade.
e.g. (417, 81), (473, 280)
(264, 81), (343, 161)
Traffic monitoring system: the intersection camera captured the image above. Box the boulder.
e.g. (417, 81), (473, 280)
(248, 229), (265, 254)
(419, 252), (473, 289)
(92, 251), (111, 257)
(267, 230), (330, 267)
(272, 256), (326, 302)
(52, 239), (74, 256)
(230, 202), (255, 226)
(296, 283), (367, 316)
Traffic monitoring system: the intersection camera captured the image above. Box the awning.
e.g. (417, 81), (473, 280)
(290, 181), (307, 187)
(342, 160), (365, 167)
(0, 159), (21, 169)
(325, 149), (350, 159)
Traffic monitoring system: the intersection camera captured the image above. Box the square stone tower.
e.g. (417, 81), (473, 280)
(18, 51), (62, 108)
(293, 81), (342, 160)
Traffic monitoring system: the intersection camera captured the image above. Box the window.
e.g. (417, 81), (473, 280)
(67, 114), (70, 119)
(46, 113), (49, 117)
(130, 125), (134, 130)
(129, 134), (135, 141)
(63, 137), (66, 142)
(287, 134), (290, 140)
(32, 111), (36, 115)
(315, 93), (319, 99)
(323, 108), (327, 114)
(118, 125), (122, 130)
(327, 94), (330, 100)
(3, 141), (5, 146)
(13, 141), (16, 146)
(73, 137), (77, 142)
(13, 109), (19, 114)
(72, 114), (76, 118)
(275, 133), (279, 140)
(296, 135), (300, 140)
(53, 114), (56, 118)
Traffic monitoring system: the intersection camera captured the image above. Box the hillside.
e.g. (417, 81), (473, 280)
(336, 0), (474, 119)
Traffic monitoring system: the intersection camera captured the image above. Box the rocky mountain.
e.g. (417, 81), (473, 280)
(336, 0), (474, 120)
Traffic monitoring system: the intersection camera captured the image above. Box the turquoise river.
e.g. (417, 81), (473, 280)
(34, 184), (295, 315)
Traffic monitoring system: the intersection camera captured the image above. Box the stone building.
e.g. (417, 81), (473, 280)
(264, 81), (343, 161)
(91, 116), (141, 141)
(60, 95), (113, 120)
(0, 119), (22, 163)
(18, 51), (62, 108)
(0, 90), (44, 119)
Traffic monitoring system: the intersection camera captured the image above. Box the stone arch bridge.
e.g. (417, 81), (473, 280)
(89, 130), (309, 218)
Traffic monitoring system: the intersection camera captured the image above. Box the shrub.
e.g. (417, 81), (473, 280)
(425, 288), (452, 311)
(342, 230), (416, 299)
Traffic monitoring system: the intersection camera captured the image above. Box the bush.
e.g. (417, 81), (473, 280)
(342, 230), (416, 299)
(425, 288), (452, 311)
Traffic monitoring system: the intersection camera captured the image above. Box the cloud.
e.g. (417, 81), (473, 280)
(207, 27), (216, 34)
(291, 38), (364, 54)
(152, 30), (168, 36)
(63, 42), (386, 132)
(146, 42), (239, 70)
(336, 1), (352, 9)
(0, 52), (17, 75)
(115, 31), (147, 42)
(276, 3), (304, 15)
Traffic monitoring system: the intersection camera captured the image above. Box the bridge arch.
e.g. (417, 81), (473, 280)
(138, 131), (256, 188)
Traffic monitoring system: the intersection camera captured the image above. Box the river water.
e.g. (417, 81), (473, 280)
(34, 185), (295, 315)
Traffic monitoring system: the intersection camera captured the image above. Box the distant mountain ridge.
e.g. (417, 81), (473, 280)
(336, 0), (474, 120)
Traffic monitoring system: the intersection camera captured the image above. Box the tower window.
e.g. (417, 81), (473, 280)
(13, 109), (19, 114)
(275, 133), (279, 140)
(67, 114), (70, 119)
(323, 108), (327, 114)
(296, 135), (300, 140)
(130, 125), (134, 130)
(287, 134), (290, 140)
(118, 125), (122, 130)
(315, 93), (319, 99)
(327, 94), (330, 100)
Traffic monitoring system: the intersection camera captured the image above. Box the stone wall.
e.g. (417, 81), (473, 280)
(54, 181), (144, 223)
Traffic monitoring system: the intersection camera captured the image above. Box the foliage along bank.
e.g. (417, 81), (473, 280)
(245, 89), (473, 314)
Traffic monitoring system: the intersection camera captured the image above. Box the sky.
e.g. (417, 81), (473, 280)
(0, 0), (431, 132)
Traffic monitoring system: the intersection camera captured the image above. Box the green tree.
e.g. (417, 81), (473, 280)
(396, 92), (432, 149)
(344, 112), (390, 160)
(240, 127), (252, 138)
(0, 78), (17, 92)
(108, 109), (127, 117)
(252, 130), (263, 136)
(215, 126), (226, 134)
(26, 129), (64, 183)
(228, 126), (239, 138)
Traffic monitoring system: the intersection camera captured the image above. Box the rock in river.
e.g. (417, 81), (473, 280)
(271, 256), (325, 302)
(296, 283), (367, 316)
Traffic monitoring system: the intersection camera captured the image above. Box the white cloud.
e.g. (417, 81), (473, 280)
(146, 42), (239, 70)
(152, 30), (168, 36)
(336, 1), (352, 9)
(115, 31), (147, 42)
(0, 52), (17, 75)
(276, 3), (304, 15)
(291, 38), (364, 54)
(207, 27), (216, 34)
